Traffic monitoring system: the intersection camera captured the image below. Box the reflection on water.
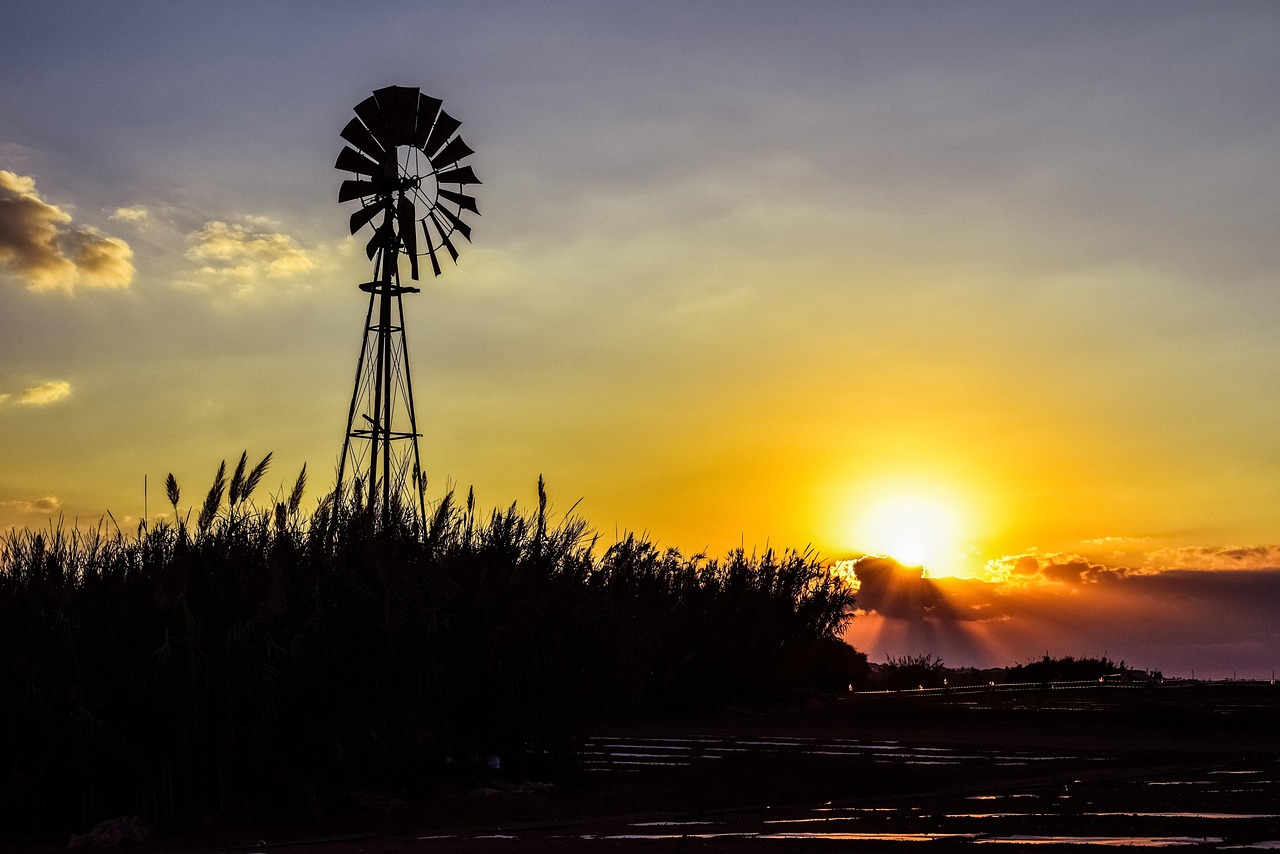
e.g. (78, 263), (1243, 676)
(580, 734), (1066, 772)
(550, 734), (1280, 848)
(761, 832), (977, 841)
(591, 833), (756, 840)
(973, 835), (1224, 846)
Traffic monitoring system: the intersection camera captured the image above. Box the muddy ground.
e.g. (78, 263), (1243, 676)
(12, 682), (1280, 853)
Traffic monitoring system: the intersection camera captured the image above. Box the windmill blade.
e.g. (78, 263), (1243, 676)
(335, 146), (381, 176)
(373, 85), (420, 146)
(366, 221), (393, 260)
(339, 178), (386, 203)
(397, 195), (419, 280)
(430, 136), (474, 169)
(430, 211), (460, 262)
(348, 202), (382, 234)
(438, 188), (480, 215)
(393, 86), (421, 144)
(436, 205), (472, 242)
(340, 117), (385, 160)
(424, 111), (461, 157)
(412, 92), (443, 149)
(434, 165), (481, 186)
(353, 95), (395, 151)
(422, 220), (443, 277)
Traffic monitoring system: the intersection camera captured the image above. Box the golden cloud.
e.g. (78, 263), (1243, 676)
(0, 379), (72, 407)
(109, 205), (152, 223)
(182, 217), (319, 297)
(0, 495), (62, 514)
(0, 170), (134, 292)
(983, 551), (1141, 586)
(1144, 545), (1280, 571)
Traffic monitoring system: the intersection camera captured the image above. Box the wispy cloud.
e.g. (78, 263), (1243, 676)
(0, 379), (72, 407)
(109, 205), (153, 225)
(0, 495), (62, 514)
(1144, 545), (1280, 572)
(181, 216), (322, 297)
(0, 170), (134, 292)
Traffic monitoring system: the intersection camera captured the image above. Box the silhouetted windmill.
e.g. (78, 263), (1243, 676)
(334, 85), (480, 527)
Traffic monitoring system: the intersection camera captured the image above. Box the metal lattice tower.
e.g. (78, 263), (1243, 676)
(333, 85), (480, 527)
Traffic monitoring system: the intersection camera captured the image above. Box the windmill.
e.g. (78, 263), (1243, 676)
(334, 85), (480, 528)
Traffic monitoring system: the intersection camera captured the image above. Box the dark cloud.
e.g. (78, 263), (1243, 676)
(851, 556), (996, 622)
(0, 170), (133, 292)
(849, 555), (1280, 677)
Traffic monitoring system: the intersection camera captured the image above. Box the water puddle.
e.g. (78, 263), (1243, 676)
(630, 821), (718, 827)
(974, 835), (1224, 847)
(595, 833), (756, 840)
(1091, 812), (1280, 819)
(761, 832), (977, 841)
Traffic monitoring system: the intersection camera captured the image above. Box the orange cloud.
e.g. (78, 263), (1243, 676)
(0, 170), (134, 292)
(847, 546), (1280, 677)
(1144, 545), (1280, 571)
(984, 551), (1142, 586)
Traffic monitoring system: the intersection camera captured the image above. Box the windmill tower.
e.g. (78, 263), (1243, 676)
(334, 85), (480, 527)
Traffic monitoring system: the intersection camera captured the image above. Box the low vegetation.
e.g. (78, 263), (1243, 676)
(0, 453), (859, 835)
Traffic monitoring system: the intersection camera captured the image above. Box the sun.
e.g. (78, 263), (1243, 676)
(852, 493), (966, 576)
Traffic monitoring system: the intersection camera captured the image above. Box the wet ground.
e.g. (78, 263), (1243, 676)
(20, 682), (1280, 852)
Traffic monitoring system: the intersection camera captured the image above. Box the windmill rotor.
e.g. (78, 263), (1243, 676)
(336, 85), (481, 281)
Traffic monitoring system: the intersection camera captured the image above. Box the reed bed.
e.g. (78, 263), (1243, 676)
(0, 455), (858, 835)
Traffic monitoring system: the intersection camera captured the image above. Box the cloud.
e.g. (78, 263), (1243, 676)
(984, 551), (1139, 586)
(0, 495), (62, 514)
(109, 205), (152, 224)
(181, 216), (320, 297)
(1144, 545), (1280, 572)
(850, 555), (994, 622)
(0, 170), (134, 292)
(0, 380), (72, 407)
(848, 545), (1280, 676)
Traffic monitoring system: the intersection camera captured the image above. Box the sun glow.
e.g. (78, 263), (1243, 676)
(852, 492), (967, 576)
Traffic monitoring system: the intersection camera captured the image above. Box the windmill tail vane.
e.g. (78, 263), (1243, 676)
(333, 85), (480, 529)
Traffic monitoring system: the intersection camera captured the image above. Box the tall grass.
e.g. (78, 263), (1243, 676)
(0, 455), (858, 835)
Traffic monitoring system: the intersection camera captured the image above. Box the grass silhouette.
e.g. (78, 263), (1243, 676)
(0, 454), (858, 835)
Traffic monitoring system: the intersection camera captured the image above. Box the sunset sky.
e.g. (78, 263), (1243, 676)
(3, 2), (1279, 677)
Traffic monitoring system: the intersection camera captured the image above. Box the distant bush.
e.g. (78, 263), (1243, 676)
(0, 454), (858, 835)
(1005, 654), (1125, 684)
(877, 653), (948, 690)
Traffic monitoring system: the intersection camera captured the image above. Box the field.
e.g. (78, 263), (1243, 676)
(26, 681), (1275, 853)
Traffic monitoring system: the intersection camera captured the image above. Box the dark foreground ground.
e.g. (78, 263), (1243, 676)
(13, 682), (1280, 853)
